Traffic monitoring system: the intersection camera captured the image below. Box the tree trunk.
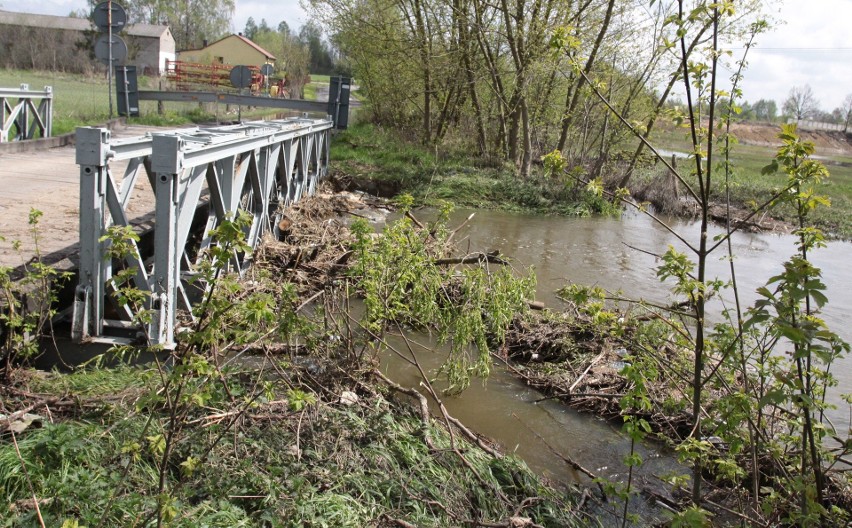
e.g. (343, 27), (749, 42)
(520, 98), (532, 177)
(456, 0), (487, 155)
(507, 92), (522, 163)
(412, 0), (432, 143)
(472, 0), (509, 157)
(556, 0), (616, 152)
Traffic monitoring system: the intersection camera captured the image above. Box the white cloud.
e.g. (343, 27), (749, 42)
(6, 0), (851, 111)
(738, 0), (852, 110)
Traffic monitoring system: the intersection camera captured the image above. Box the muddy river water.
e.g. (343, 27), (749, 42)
(442, 208), (851, 422)
(379, 207), (852, 521)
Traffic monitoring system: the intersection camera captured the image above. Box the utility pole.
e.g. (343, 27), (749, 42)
(108, 0), (114, 118)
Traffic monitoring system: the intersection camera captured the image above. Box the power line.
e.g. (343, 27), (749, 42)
(749, 47), (852, 52)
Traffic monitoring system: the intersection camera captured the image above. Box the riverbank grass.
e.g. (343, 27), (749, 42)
(331, 123), (618, 216)
(1, 365), (583, 527)
(650, 123), (852, 239)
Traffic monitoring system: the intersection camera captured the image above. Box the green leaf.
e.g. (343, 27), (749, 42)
(758, 389), (787, 408)
(778, 325), (806, 343)
(761, 160), (779, 175)
(147, 434), (166, 457)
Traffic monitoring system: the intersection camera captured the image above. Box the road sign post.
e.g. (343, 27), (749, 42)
(261, 64), (274, 96)
(115, 66), (139, 117)
(230, 66), (253, 122)
(93, 1), (127, 119)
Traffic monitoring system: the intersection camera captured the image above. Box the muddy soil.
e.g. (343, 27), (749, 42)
(730, 121), (852, 156)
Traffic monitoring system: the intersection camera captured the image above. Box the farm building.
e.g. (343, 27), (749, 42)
(0, 10), (175, 75)
(177, 34), (275, 68)
(127, 24), (176, 75)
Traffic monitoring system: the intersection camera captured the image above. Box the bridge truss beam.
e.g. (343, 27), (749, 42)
(0, 84), (53, 142)
(72, 117), (332, 346)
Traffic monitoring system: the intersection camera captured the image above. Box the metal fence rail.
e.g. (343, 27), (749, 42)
(0, 84), (53, 142)
(72, 116), (332, 346)
(136, 85), (353, 130)
(137, 90), (329, 115)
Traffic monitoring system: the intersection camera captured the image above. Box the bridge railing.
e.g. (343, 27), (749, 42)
(0, 84), (53, 142)
(72, 116), (332, 346)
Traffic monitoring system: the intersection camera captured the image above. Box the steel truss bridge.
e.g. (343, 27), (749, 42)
(1, 84), (53, 142)
(71, 116), (332, 347)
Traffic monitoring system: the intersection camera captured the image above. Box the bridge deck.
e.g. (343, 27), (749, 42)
(0, 124), (168, 271)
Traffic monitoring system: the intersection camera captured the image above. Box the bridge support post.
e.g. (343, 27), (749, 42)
(150, 134), (182, 346)
(72, 127), (111, 341)
(0, 84), (53, 142)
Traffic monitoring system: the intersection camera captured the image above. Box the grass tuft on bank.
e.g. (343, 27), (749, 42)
(331, 123), (618, 217)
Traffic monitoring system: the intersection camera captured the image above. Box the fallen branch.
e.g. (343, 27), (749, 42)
(444, 414), (503, 459)
(372, 369), (435, 450)
(527, 300), (545, 311)
(532, 352), (606, 404)
(444, 212), (475, 247)
(709, 213), (767, 232)
(405, 211), (426, 230)
(535, 392), (626, 403)
(434, 252), (508, 266)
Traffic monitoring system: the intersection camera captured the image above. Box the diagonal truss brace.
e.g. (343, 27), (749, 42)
(72, 117), (332, 347)
(0, 84), (53, 142)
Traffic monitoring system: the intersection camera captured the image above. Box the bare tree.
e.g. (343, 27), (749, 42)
(782, 84), (819, 122)
(840, 93), (852, 133)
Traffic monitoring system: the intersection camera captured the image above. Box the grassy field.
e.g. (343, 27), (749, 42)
(0, 69), (220, 134)
(308, 73), (331, 84)
(649, 124), (852, 239)
(0, 69), (317, 134)
(1, 69), (115, 134)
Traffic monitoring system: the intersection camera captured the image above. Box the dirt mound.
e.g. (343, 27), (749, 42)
(730, 122), (852, 155)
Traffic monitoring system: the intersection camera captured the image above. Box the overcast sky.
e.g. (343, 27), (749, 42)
(6, 0), (852, 110)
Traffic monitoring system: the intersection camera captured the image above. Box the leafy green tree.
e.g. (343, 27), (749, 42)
(243, 16), (258, 40)
(299, 21), (334, 74)
(752, 98), (778, 121)
(258, 18), (270, 34)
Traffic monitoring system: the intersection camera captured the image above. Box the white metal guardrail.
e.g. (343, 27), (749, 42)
(72, 116), (332, 346)
(0, 84), (53, 142)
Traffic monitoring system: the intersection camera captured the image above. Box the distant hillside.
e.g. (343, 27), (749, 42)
(730, 122), (852, 156)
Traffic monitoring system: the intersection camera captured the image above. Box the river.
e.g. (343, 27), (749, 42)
(434, 207), (852, 425)
(378, 206), (852, 522)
